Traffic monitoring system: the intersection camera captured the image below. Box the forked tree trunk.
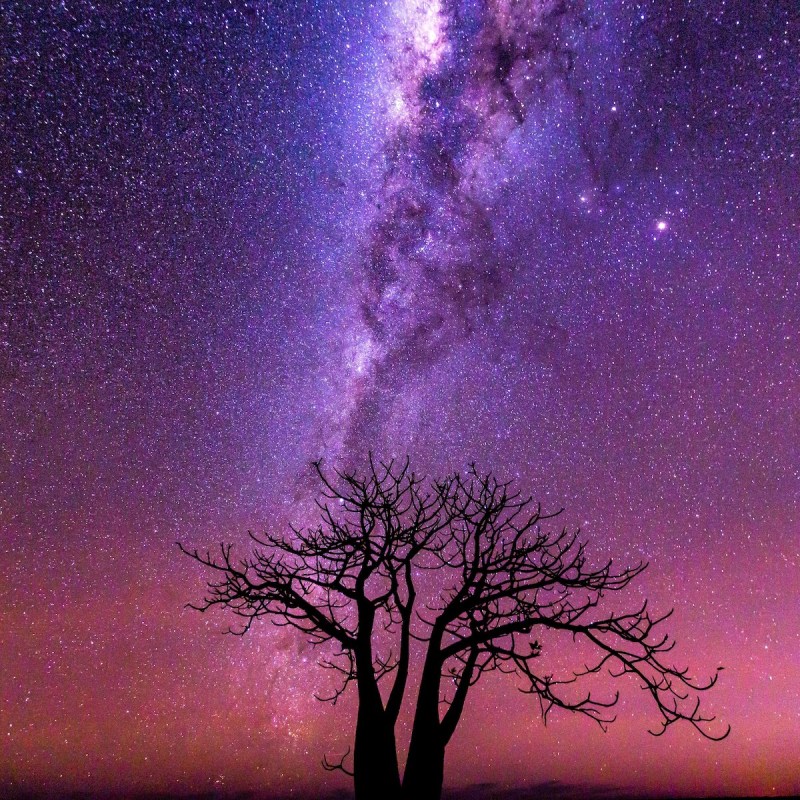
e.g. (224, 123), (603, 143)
(353, 604), (402, 800)
(402, 634), (446, 800)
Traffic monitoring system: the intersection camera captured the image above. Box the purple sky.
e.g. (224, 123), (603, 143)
(2, 0), (798, 797)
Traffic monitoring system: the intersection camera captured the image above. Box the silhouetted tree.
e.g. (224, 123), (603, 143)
(180, 457), (728, 800)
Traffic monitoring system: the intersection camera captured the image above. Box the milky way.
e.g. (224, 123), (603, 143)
(1, 0), (799, 797)
(329, 1), (569, 460)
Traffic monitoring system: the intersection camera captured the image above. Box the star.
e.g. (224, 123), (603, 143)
(2, 0), (796, 796)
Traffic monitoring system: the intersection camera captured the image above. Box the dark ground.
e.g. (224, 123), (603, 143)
(0, 784), (791, 800)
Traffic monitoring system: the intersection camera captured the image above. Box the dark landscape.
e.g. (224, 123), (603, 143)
(3, 789), (794, 800)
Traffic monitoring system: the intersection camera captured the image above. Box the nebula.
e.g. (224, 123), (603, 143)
(333, 0), (590, 462)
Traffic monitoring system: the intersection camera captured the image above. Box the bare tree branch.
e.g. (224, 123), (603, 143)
(182, 456), (729, 800)
(322, 746), (355, 777)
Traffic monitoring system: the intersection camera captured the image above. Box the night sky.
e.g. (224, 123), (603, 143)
(2, 0), (799, 797)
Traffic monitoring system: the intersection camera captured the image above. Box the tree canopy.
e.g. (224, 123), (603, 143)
(181, 456), (728, 800)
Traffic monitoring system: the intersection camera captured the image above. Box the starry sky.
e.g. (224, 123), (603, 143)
(1, 0), (799, 797)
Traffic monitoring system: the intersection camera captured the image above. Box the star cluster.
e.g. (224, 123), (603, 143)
(1, 0), (798, 797)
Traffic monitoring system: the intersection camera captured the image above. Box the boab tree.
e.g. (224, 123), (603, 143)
(180, 457), (728, 800)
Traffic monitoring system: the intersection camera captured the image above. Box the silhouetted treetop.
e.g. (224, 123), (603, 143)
(181, 455), (728, 800)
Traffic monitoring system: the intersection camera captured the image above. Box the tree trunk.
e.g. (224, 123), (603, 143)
(402, 634), (446, 800)
(353, 692), (401, 800)
(353, 603), (402, 800)
(402, 718), (446, 800)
